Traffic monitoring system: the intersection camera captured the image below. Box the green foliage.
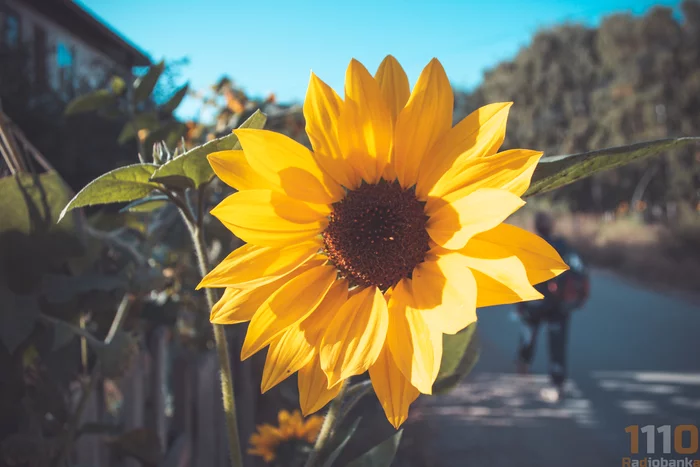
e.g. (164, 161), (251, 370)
(64, 89), (117, 116)
(346, 430), (403, 467)
(1, 171), (78, 235)
(40, 273), (126, 303)
(322, 418), (362, 467)
(0, 171), (83, 295)
(0, 284), (40, 354)
(117, 112), (160, 144)
(109, 76), (128, 96)
(144, 122), (189, 159)
(526, 137), (700, 197)
(133, 61), (165, 103)
(433, 323), (480, 394)
(150, 110), (267, 189)
(161, 83), (190, 115)
(58, 164), (160, 222)
(62, 60), (187, 171)
(120, 195), (169, 213)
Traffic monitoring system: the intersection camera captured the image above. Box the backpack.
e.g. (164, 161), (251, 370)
(518, 238), (590, 319)
(548, 247), (590, 312)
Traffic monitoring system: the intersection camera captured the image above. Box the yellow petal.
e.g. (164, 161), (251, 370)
(417, 102), (512, 198)
(304, 73), (358, 189)
(258, 279), (349, 392)
(337, 59), (392, 184)
(211, 190), (327, 247)
(426, 316), (444, 382)
(382, 161), (398, 182)
(210, 287), (255, 324)
(411, 254), (477, 335)
(207, 149), (277, 192)
(198, 241), (321, 289)
(301, 279), (349, 347)
(320, 286), (389, 386)
(465, 223), (568, 285)
(298, 354), (342, 416)
(472, 269), (528, 307)
(369, 345), (420, 429)
(394, 58), (453, 189)
(386, 279), (438, 394)
(426, 188), (525, 250)
(467, 255), (544, 307)
(210, 259), (325, 324)
(261, 324), (315, 393)
(375, 55), (410, 126)
(424, 149), (543, 207)
(241, 265), (337, 360)
(234, 128), (344, 204)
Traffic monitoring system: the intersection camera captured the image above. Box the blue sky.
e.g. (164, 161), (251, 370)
(79, 0), (680, 120)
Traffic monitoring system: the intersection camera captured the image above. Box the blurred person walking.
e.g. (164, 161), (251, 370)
(515, 212), (590, 402)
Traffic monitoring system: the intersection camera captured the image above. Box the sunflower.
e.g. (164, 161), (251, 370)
(248, 409), (323, 463)
(199, 56), (568, 428)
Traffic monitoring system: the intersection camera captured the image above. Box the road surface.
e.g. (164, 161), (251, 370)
(409, 270), (700, 466)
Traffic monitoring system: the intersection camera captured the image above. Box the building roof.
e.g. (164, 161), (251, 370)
(22, 0), (151, 68)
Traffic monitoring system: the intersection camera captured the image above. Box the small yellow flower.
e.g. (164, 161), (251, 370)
(199, 56), (569, 428)
(248, 410), (323, 463)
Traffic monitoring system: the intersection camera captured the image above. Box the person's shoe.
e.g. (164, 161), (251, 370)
(540, 385), (564, 403)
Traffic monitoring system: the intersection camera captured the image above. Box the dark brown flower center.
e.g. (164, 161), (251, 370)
(323, 179), (430, 291)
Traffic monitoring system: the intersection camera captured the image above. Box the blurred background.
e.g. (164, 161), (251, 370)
(1, 0), (699, 466)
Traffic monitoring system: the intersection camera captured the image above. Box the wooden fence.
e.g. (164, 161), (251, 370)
(73, 327), (258, 467)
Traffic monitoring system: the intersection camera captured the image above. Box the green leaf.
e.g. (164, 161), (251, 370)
(0, 172), (83, 291)
(40, 273), (126, 303)
(346, 430), (403, 467)
(51, 319), (77, 351)
(433, 323), (480, 394)
(322, 417), (362, 467)
(133, 61), (165, 103)
(150, 110), (267, 189)
(117, 112), (160, 144)
(59, 164), (160, 222)
(120, 195), (169, 213)
(160, 83), (189, 114)
(65, 89), (117, 116)
(0, 284), (40, 354)
(1, 171), (78, 235)
(110, 76), (127, 96)
(525, 137), (700, 197)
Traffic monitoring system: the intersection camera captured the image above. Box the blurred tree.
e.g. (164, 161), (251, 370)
(456, 1), (700, 221)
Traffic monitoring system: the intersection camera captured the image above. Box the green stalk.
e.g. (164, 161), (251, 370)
(180, 190), (244, 467)
(304, 381), (349, 467)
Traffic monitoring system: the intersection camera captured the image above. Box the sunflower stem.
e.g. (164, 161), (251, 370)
(304, 381), (349, 467)
(180, 196), (244, 467)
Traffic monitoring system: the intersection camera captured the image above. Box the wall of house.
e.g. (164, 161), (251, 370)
(2, 0), (130, 99)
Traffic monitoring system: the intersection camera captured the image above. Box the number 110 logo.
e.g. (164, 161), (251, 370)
(626, 425), (699, 455)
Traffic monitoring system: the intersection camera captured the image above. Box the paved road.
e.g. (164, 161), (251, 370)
(410, 270), (700, 466)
